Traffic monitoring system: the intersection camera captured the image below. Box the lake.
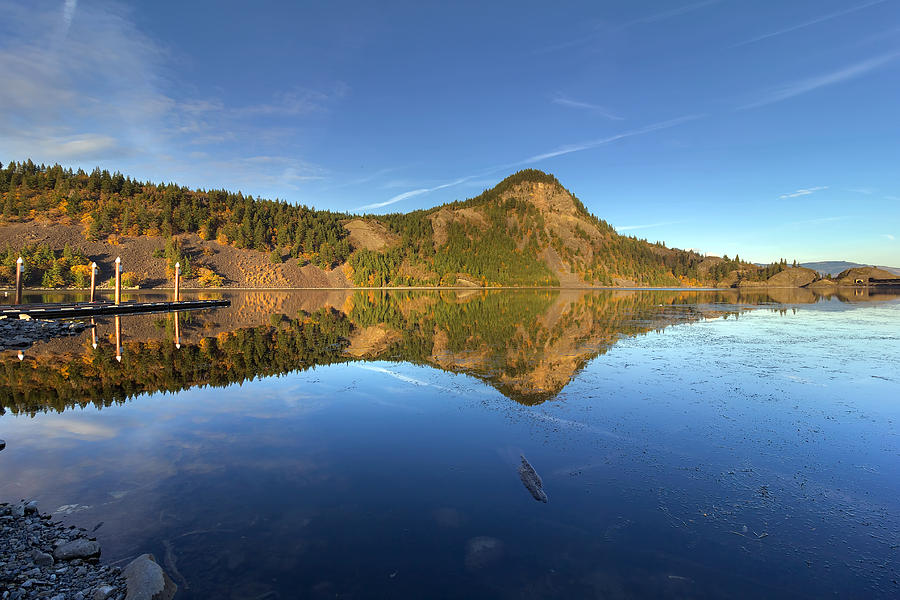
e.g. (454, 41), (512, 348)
(1, 289), (899, 599)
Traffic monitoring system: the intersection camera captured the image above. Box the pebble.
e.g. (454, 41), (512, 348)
(0, 500), (124, 599)
(54, 539), (101, 561)
(32, 550), (54, 567)
(93, 584), (116, 600)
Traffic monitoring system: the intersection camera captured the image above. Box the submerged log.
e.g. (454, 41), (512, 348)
(518, 454), (548, 503)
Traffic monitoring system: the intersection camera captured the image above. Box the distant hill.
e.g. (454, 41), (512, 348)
(0, 159), (827, 289)
(802, 261), (900, 277)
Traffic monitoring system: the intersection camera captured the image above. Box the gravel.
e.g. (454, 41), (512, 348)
(0, 500), (126, 600)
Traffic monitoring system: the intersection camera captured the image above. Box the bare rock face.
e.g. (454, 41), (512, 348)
(835, 266), (898, 285)
(766, 267), (818, 288)
(53, 537), (101, 561)
(123, 553), (178, 600)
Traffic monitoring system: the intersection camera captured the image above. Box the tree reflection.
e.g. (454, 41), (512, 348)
(1, 288), (895, 414)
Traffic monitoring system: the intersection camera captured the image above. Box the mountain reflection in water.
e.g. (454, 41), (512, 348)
(1, 287), (895, 414)
(1, 289), (899, 599)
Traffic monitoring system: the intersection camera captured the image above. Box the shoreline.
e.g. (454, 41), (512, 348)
(0, 500), (175, 600)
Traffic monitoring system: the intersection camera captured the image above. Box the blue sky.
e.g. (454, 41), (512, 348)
(1, 0), (898, 265)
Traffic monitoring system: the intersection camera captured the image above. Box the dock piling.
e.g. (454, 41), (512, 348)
(114, 257), (121, 305)
(174, 261), (181, 302)
(15, 257), (23, 305)
(115, 315), (122, 362)
(90, 262), (97, 302)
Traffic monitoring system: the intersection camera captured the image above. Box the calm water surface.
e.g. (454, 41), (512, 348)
(1, 289), (899, 599)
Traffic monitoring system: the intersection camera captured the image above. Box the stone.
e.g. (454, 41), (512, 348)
(123, 554), (177, 600)
(93, 585), (117, 600)
(32, 550), (54, 567)
(24, 500), (39, 515)
(11, 504), (25, 518)
(53, 538), (101, 561)
(0, 439), (5, 451)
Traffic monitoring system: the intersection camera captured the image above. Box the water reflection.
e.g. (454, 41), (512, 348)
(2, 288), (898, 415)
(0, 290), (898, 598)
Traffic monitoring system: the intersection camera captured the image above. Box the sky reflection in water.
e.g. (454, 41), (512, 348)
(1, 290), (899, 599)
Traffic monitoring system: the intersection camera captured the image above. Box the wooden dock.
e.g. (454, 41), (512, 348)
(1, 299), (230, 319)
(868, 278), (900, 288)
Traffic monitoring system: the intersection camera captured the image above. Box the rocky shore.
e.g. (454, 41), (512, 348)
(0, 501), (176, 600)
(0, 318), (87, 352)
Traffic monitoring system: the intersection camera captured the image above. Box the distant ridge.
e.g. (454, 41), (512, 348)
(802, 261), (900, 277)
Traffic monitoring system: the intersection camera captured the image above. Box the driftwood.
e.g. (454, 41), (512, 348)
(518, 455), (548, 503)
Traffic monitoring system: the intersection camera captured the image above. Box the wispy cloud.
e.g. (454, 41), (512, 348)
(355, 365), (458, 394)
(616, 220), (686, 232)
(535, 0), (722, 54)
(323, 166), (409, 191)
(625, 0), (722, 26)
(359, 188), (430, 210)
(846, 186), (876, 195)
(183, 85), (349, 120)
(357, 177), (475, 211)
(789, 215), (849, 226)
(61, 0), (77, 36)
(734, 0), (886, 47)
(193, 156), (325, 195)
(779, 186), (828, 199)
(883, 233), (896, 241)
(518, 114), (702, 163)
(741, 52), (900, 109)
(0, 0), (342, 201)
(360, 114), (701, 211)
(552, 95), (623, 120)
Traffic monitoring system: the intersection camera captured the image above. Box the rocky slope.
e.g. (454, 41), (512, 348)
(0, 163), (876, 290)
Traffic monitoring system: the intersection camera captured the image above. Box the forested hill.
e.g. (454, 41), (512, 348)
(0, 159), (785, 288)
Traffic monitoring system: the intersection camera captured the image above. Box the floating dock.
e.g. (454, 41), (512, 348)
(1, 299), (230, 319)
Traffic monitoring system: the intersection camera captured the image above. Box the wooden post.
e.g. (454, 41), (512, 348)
(174, 261), (181, 302)
(15, 257), (23, 305)
(90, 318), (98, 349)
(173, 311), (181, 349)
(90, 262), (97, 302)
(114, 257), (121, 305)
(115, 315), (122, 362)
